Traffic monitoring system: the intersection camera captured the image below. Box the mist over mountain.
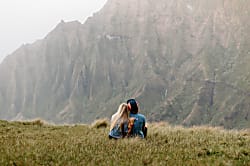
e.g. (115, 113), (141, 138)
(0, 0), (249, 128)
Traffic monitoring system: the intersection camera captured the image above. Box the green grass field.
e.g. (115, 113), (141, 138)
(0, 119), (249, 165)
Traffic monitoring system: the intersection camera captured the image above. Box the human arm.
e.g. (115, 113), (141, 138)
(142, 117), (147, 138)
(142, 123), (147, 138)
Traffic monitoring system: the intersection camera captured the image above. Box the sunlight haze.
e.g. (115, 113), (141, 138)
(0, 0), (107, 62)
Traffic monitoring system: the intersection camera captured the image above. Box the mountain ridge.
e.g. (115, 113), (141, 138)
(0, 0), (249, 128)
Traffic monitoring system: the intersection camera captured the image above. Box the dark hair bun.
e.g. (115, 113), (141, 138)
(127, 99), (138, 113)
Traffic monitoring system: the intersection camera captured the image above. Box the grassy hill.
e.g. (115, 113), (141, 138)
(0, 119), (249, 165)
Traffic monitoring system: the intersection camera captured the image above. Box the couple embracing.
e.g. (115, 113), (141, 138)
(109, 99), (147, 139)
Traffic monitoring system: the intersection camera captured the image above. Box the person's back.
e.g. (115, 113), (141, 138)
(127, 99), (147, 138)
(109, 103), (129, 139)
(129, 113), (146, 138)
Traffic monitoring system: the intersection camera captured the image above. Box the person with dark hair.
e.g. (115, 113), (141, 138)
(126, 99), (147, 138)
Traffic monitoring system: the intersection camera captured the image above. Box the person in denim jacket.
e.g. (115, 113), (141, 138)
(109, 103), (129, 139)
(109, 99), (147, 139)
(127, 99), (147, 138)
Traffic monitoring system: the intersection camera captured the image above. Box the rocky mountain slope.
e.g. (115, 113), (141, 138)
(0, 0), (249, 128)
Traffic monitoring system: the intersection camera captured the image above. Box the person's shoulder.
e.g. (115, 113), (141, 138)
(137, 113), (146, 120)
(130, 113), (146, 119)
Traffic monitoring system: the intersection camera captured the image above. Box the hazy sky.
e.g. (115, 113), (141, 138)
(0, 0), (107, 62)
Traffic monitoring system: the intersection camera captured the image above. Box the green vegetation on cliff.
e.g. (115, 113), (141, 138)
(0, 0), (249, 129)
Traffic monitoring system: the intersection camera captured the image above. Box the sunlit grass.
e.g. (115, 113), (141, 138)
(0, 120), (249, 165)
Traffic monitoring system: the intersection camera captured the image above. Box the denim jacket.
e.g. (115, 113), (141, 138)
(109, 120), (128, 139)
(129, 113), (146, 138)
(109, 113), (146, 139)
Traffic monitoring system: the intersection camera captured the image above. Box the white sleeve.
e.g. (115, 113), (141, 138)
(111, 112), (118, 122)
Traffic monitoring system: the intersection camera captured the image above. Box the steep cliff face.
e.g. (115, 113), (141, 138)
(0, 0), (249, 128)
